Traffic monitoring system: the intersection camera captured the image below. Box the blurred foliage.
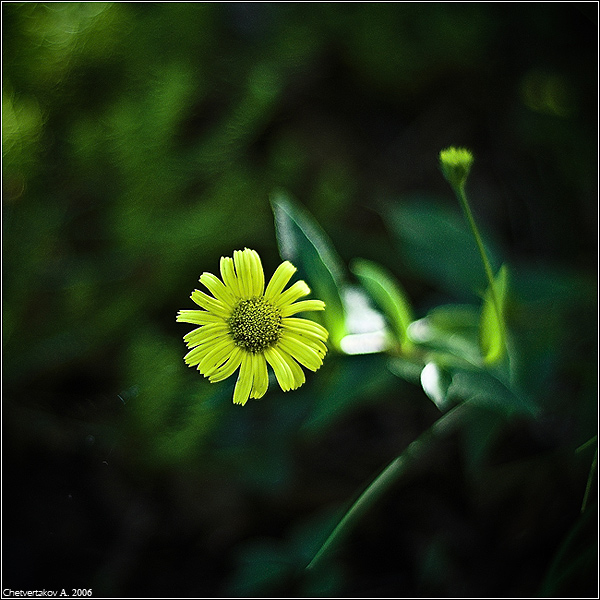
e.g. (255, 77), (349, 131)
(2, 3), (597, 597)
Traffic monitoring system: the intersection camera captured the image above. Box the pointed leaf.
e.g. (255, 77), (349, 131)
(480, 264), (508, 364)
(271, 190), (347, 349)
(351, 258), (414, 349)
(447, 368), (538, 417)
(306, 402), (470, 571)
(407, 304), (482, 366)
(385, 195), (500, 300)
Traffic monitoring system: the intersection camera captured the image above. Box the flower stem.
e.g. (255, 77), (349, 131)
(576, 435), (597, 454)
(455, 183), (506, 353)
(456, 184), (496, 293)
(578, 443), (597, 513)
(305, 402), (470, 571)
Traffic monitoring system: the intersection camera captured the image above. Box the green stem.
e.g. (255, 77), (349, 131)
(576, 436), (598, 512)
(539, 506), (595, 596)
(455, 183), (506, 348)
(305, 402), (470, 571)
(580, 446), (597, 513)
(456, 185), (499, 308)
(576, 435), (597, 454)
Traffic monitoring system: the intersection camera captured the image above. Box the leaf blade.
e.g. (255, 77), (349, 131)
(351, 258), (414, 349)
(480, 264), (508, 365)
(270, 189), (347, 349)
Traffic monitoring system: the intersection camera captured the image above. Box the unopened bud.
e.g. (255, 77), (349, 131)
(439, 146), (474, 190)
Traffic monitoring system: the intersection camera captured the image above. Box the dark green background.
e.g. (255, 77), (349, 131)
(3, 3), (597, 597)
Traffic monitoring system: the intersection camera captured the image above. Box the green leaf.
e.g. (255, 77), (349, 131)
(351, 258), (414, 349)
(459, 404), (506, 473)
(447, 369), (538, 417)
(385, 195), (500, 300)
(306, 402), (471, 572)
(427, 303), (480, 332)
(387, 355), (423, 384)
(407, 304), (482, 366)
(479, 264), (508, 365)
(302, 354), (393, 435)
(271, 189), (347, 349)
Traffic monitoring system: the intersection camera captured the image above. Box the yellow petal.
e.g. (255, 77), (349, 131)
(200, 272), (235, 305)
(197, 338), (236, 375)
(282, 317), (329, 341)
(191, 290), (230, 319)
(233, 352), (253, 405)
(274, 280), (311, 308)
(208, 346), (243, 382)
(220, 256), (241, 298)
(282, 329), (327, 356)
(247, 249), (265, 297)
(264, 347), (294, 391)
(183, 345), (211, 367)
(250, 353), (269, 399)
(176, 309), (224, 325)
(278, 334), (324, 371)
(280, 299), (325, 316)
(233, 249), (251, 298)
(264, 261), (296, 300)
(278, 349), (306, 389)
(183, 323), (229, 347)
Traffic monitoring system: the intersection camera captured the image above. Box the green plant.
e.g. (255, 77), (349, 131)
(300, 147), (526, 572)
(227, 149), (595, 596)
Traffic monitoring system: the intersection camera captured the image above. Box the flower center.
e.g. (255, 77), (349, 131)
(228, 297), (282, 353)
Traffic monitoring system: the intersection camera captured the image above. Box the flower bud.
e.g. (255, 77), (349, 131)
(439, 146), (474, 190)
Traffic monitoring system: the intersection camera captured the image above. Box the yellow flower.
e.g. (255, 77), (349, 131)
(177, 248), (328, 406)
